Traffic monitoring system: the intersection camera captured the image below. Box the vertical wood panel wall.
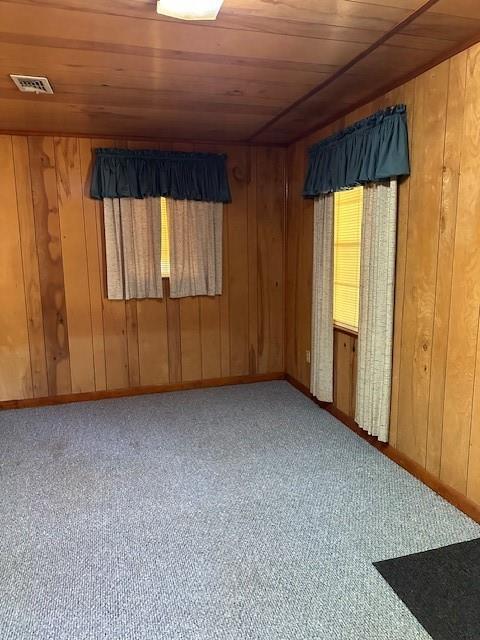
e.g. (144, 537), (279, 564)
(286, 42), (480, 509)
(0, 135), (285, 402)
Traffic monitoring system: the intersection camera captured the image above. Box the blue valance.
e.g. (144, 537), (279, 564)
(90, 148), (231, 202)
(303, 105), (410, 197)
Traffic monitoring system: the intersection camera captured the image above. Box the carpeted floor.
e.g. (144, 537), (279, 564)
(0, 381), (478, 640)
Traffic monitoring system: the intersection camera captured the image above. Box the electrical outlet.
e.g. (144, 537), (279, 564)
(306, 349), (311, 364)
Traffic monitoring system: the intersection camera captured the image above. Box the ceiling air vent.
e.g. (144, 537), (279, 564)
(10, 74), (54, 94)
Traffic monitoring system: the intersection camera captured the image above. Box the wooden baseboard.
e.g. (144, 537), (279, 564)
(0, 372), (285, 410)
(285, 373), (480, 524)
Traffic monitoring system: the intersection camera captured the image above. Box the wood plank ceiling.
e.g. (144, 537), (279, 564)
(0, 0), (479, 143)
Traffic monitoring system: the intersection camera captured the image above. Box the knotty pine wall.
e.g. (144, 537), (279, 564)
(286, 41), (480, 509)
(0, 135), (285, 402)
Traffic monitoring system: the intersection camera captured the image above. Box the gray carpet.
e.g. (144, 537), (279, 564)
(0, 381), (478, 640)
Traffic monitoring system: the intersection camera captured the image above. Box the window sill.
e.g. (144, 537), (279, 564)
(334, 323), (358, 338)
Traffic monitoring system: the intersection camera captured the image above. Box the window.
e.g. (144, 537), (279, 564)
(160, 197), (170, 278)
(333, 186), (363, 333)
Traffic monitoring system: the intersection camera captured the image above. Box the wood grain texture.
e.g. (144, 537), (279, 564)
(166, 289), (183, 384)
(256, 147), (286, 373)
(285, 41), (480, 509)
(179, 297), (203, 382)
(55, 136), (95, 392)
(226, 146), (250, 376)
(285, 138), (313, 387)
(11, 135), (49, 397)
(396, 61), (448, 466)
(426, 52), (467, 476)
(78, 137), (107, 391)
(468, 307), (480, 505)
(440, 44), (480, 494)
(200, 296), (222, 380)
(385, 80), (416, 450)
(0, 135), (33, 401)
(125, 300), (140, 387)
(333, 330), (357, 418)
(1, 0), (479, 142)
(0, 372), (285, 410)
(0, 134), (285, 401)
(28, 135), (71, 395)
(247, 146), (259, 375)
(285, 142), (304, 384)
(137, 300), (170, 386)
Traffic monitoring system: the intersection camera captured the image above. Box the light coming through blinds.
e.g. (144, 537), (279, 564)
(333, 186), (363, 332)
(160, 197), (170, 278)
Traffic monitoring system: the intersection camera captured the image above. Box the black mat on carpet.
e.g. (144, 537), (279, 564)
(374, 538), (480, 640)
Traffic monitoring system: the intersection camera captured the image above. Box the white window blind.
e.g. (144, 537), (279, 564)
(160, 197), (170, 278)
(333, 186), (363, 332)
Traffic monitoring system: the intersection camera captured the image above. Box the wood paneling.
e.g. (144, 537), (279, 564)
(226, 146), (250, 376)
(55, 136), (95, 393)
(78, 137), (107, 391)
(0, 134), (285, 401)
(285, 41), (480, 509)
(28, 135), (72, 395)
(396, 61), (449, 467)
(426, 53), (467, 476)
(0, 135), (32, 400)
(333, 330), (357, 418)
(256, 147), (286, 373)
(285, 138), (314, 388)
(0, 1), (479, 142)
(11, 135), (49, 397)
(440, 44), (480, 495)
(1, 372), (285, 410)
(388, 80), (416, 450)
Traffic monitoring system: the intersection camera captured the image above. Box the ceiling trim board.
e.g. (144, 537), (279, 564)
(0, 128), (289, 148)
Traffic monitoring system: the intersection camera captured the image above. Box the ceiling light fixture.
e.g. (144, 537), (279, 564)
(156, 0), (224, 20)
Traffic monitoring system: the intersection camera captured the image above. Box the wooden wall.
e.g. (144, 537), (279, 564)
(286, 42), (480, 509)
(0, 135), (285, 402)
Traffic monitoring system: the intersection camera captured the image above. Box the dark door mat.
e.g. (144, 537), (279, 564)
(374, 538), (480, 640)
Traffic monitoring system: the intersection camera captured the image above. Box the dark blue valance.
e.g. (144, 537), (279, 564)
(303, 105), (410, 197)
(90, 148), (231, 202)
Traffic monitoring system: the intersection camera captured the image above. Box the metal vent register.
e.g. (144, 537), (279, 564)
(10, 74), (54, 94)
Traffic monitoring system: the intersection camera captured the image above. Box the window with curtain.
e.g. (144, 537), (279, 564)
(93, 148), (228, 301)
(102, 196), (222, 300)
(333, 186), (363, 333)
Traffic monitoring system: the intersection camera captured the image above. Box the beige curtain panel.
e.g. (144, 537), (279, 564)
(103, 197), (163, 300)
(168, 199), (223, 298)
(355, 179), (397, 442)
(310, 194), (334, 403)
